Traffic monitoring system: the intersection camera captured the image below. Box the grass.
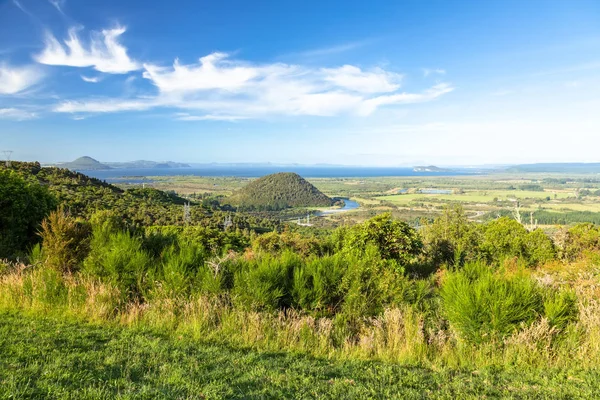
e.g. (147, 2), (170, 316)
(1, 311), (599, 399)
(379, 190), (574, 205)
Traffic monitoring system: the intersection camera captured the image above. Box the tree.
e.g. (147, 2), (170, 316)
(421, 204), (482, 267)
(342, 213), (422, 267)
(0, 170), (56, 259)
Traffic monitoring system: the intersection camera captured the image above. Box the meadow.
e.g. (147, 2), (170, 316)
(4, 164), (600, 397)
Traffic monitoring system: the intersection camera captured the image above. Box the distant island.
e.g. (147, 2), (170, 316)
(53, 157), (191, 171)
(413, 165), (450, 172)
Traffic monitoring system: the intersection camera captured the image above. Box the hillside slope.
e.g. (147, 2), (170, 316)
(231, 172), (332, 210)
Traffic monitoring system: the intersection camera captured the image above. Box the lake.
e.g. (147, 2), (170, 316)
(78, 166), (475, 183)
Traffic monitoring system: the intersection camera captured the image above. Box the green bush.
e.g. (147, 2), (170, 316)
(233, 251), (301, 311)
(39, 208), (91, 274)
(544, 289), (578, 331)
(341, 213), (422, 267)
(83, 227), (151, 299)
(441, 262), (544, 343)
(0, 169), (56, 259)
(481, 217), (529, 264)
(421, 205), (483, 268)
(290, 253), (347, 314)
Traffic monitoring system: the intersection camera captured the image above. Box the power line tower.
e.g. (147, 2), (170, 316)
(2, 150), (13, 168)
(223, 214), (233, 230)
(183, 202), (191, 225)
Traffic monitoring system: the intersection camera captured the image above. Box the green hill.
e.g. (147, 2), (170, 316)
(58, 156), (111, 170)
(231, 172), (332, 210)
(2, 161), (189, 226)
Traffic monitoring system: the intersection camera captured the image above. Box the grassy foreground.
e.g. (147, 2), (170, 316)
(1, 311), (598, 399)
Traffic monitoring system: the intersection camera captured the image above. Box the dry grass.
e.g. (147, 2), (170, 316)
(1, 260), (600, 371)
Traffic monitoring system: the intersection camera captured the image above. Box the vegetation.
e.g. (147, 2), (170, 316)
(4, 165), (600, 396)
(231, 172), (333, 210)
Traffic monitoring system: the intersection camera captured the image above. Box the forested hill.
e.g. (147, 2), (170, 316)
(2, 161), (190, 226)
(231, 172), (333, 210)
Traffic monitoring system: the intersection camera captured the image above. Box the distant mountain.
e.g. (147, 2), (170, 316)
(413, 165), (450, 172)
(507, 163), (600, 173)
(58, 156), (111, 170)
(106, 160), (191, 169)
(230, 172), (333, 210)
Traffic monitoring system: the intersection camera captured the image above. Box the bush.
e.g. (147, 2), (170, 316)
(341, 213), (422, 267)
(441, 262), (544, 343)
(481, 217), (529, 264)
(421, 205), (482, 268)
(0, 170), (56, 258)
(83, 227), (151, 299)
(559, 223), (600, 260)
(39, 208), (91, 274)
(233, 251), (301, 311)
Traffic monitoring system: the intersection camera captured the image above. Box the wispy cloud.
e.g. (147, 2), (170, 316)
(0, 107), (37, 120)
(55, 52), (452, 119)
(423, 68), (446, 77)
(48, 0), (66, 14)
(35, 26), (140, 73)
(81, 75), (101, 83)
(0, 64), (44, 95)
(175, 113), (248, 121)
(287, 40), (373, 58)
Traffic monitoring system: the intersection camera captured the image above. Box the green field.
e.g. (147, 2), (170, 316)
(1, 312), (597, 399)
(378, 190), (575, 205)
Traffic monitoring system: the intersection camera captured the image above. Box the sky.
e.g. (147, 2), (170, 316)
(0, 0), (599, 166)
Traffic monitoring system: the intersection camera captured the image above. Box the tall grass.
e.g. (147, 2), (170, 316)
(0, 258), (596, 371)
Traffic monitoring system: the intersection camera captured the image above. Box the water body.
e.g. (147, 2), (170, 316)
(79, 166), (476, 183)
(419, 189), (453, 194)
(318, 199), (360, 215)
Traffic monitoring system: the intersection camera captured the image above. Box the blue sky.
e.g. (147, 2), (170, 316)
(0, 0), (599, 165)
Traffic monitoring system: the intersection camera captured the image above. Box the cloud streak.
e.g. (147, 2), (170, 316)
(35, 26), (139, 73)
(0, 64), (44, 95)
(55, 52), (453, 119)
(0, 107), (37, 120)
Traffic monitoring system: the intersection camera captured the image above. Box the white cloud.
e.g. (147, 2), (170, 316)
(53, 52), (454, 119)
(322, 65), (401, 93)
(35, 26), (139, 73)
(143, 53), (260, 93)
(48, 0), (65, 14)
(81, 75), (101, 83)
(0, 64), (44, 94)
(0, 107), (37, 120)
(423, 68), (446, 77)
(175, 113), (248, 121)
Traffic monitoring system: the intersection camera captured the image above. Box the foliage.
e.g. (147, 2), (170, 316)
(39, 208), (91, 274)
(421, 205), (482, 268)
(340, 213), (422, 268)
(232, 172), (333, 210)
(0, 169), (56, 259)
(441, 263), (544, 343)
(83, 226), (151, 299)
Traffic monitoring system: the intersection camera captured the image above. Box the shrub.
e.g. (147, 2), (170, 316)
(544, 289), (578, 331)
(421, 205), (482, 268)
(39, 207), (91, 274)
(83, 227), (151, 299)
(342, 213), (422, 267)
(233, 251), (301, 311)
(441, 262), (544, 343)
(0, 169), (56, 259)
(559, 223), (600, 260)
(481, 217), (528, 264)
(290, 254), (347, 315)
(525, 229), (556, 266)
(150, 244), (206, 298)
